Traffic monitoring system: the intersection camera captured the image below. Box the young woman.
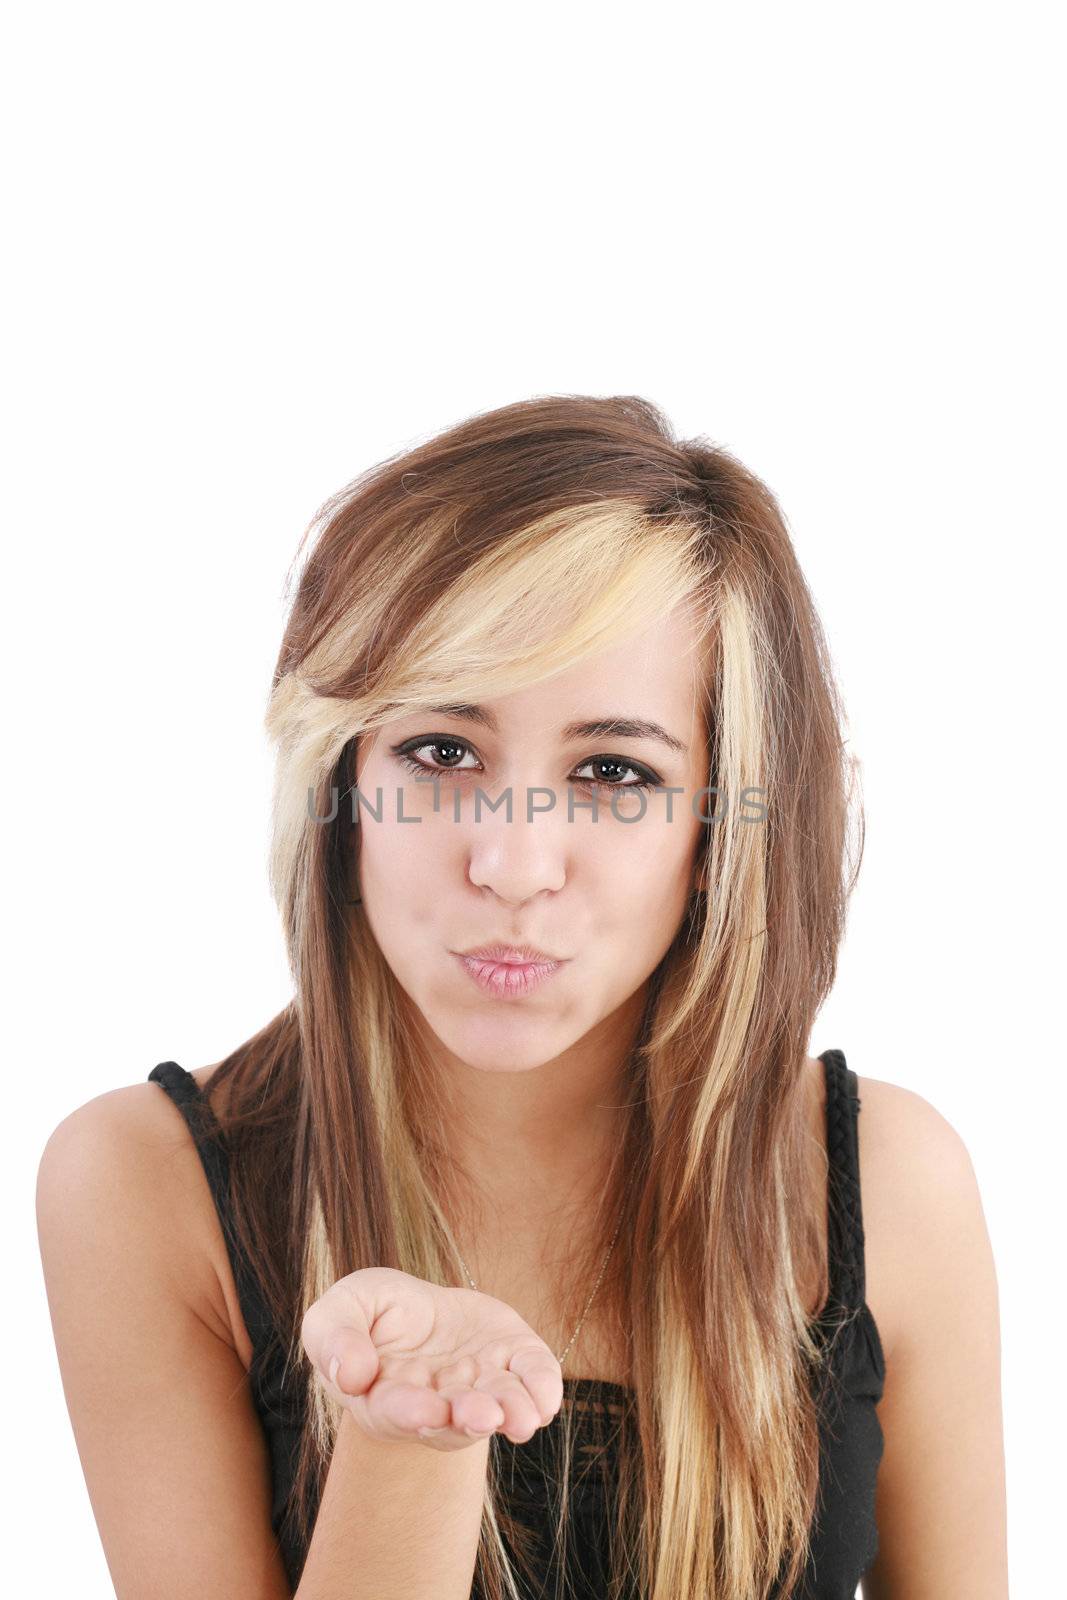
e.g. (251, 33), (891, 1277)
(37, 395), (1007, 1600)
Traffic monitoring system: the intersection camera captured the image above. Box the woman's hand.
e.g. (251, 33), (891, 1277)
(301, 1266), (564, 1451)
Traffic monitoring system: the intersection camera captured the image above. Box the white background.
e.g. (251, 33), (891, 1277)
(6, 3), (1061, 1593)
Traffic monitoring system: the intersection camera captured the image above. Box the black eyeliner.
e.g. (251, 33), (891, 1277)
(388, 734), (664, 793)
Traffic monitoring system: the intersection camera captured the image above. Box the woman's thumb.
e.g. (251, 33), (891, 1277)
(321, 1324), (380, 1396)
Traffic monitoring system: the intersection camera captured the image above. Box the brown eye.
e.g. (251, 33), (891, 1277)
(393, 738), (480, 777)
(572, 757), (659, 792)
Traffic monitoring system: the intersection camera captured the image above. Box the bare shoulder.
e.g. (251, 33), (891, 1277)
(848, 1069), (990, 1368)
(35, 1068), (291, 1596)
(37, 1063), (253, 1370)
(841, 1071), (1007, 1593)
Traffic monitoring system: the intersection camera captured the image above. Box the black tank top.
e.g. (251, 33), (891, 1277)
(148, 1047), (885, 1598)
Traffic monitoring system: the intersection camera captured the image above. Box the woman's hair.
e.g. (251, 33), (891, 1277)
(205, 393), (864, 1600)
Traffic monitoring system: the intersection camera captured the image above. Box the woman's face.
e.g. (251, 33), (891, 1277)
(353, 604), (712, 1077)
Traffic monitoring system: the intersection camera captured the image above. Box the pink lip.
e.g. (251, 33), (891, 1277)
(453, 951), (567, 999)
(460, 942), (562, 963)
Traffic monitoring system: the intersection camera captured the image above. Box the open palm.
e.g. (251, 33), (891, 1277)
(302, 1265), (565, 1450)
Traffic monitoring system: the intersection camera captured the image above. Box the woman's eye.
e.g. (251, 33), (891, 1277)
(572, 757), (658, 792)
(395, 739), (479, 775)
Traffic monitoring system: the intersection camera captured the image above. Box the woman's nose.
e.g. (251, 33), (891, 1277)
(460, 779), (574, 902)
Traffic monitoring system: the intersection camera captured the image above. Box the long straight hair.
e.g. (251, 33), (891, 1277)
(205, 394), (863, 1600)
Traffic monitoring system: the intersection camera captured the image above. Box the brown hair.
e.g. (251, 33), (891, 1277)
(205, 393), (863, 1599)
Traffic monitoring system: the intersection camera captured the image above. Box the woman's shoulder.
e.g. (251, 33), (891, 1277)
(36, 1073), (294, 1596)
(847, 1066), (984, 1369)
(38, 1062), (254, 1371)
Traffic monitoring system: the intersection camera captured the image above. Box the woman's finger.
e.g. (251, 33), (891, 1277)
(471, 1370), (548, 1443)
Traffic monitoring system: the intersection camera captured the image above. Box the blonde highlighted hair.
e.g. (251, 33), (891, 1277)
(207, 393), (863, 1599)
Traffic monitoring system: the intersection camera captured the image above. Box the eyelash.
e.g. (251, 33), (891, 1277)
(389, 737), (663, 794)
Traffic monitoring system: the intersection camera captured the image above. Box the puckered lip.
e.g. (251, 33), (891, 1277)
(456, 942), (566, 964)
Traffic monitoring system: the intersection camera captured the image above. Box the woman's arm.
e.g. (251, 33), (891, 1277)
(296, 1407), (489, 1598)
(36, 1087), (293, 1597)
(857, 1076), (1008, 1599)
(36, 1087), (489, 1600)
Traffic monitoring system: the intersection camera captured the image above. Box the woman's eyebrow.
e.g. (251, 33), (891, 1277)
(424, 704), (689, 756)
(562, 716), (690, 756)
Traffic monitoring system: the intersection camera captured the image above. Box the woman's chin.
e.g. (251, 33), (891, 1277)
(424, 1010), (582, 1076)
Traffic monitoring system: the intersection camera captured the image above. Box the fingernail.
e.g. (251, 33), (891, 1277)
(328, 1355), (341, 1386)
(418, 1426), (449, 1437)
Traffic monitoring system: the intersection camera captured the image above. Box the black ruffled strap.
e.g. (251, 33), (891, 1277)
(819, 1048), (867, 1316)
(147, 1061), (277, 1361)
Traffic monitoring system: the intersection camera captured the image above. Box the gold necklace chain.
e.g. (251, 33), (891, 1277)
(454, 1212), (625, 1369)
